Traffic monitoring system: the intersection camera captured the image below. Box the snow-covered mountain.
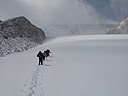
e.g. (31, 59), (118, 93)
(0, 16), (46, 56)
(44, 24), (116, 37)
(107, 18), (128, 34)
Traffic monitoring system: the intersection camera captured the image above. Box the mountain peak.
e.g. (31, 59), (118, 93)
(6, 16), (28, 21)
(0, 16), (46, 56)
(1, 16), (32, 27)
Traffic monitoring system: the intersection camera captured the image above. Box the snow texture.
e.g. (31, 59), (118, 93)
(0, 35), (128, 96)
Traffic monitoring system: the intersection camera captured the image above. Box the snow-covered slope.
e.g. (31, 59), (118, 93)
(107, 18), (128, 34)
(0, 16), (46, 56)
(0, 35), (128, 96)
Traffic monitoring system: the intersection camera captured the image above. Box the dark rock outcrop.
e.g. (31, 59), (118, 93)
(0, 16), (46, 56)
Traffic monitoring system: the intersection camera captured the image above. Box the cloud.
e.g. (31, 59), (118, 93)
(0, 0), (119, 27)
(0, 0), (99, 25)
(84, 0), (128, 21)
(19, 0), (102, 25)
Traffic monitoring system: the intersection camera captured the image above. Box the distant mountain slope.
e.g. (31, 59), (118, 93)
(44, 24), (116, 37)
(107, 18), (128, 34)
(0, 16), (46, 56)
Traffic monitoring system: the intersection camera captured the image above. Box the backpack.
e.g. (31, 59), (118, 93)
(37, 52), (42, 58)
(37, 53), (39, 57)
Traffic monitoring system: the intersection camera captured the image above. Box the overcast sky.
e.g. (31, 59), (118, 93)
(0, 0), (128, 27)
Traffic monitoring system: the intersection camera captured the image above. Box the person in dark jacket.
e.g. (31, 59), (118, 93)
(37, 51), (44, 65)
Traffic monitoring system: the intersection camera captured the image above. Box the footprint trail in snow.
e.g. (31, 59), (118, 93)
(21, 65), (44, 96)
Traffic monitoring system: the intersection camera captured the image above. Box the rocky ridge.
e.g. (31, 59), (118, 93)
(107, 18), (128, 34)
(0, 16), (46, 56)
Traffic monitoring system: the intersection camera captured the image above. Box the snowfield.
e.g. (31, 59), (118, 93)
(0, 35), (128, 96)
